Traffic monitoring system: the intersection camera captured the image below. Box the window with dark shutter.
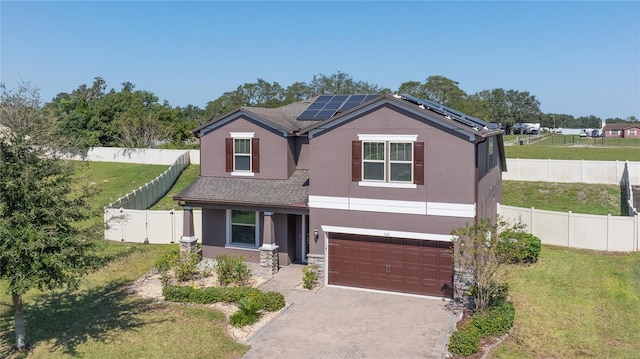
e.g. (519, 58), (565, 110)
(413, 142), (424, 185)
(225, 138), (233, 172)
(352, 140), (362, 181)
(251, 138), (260, 173)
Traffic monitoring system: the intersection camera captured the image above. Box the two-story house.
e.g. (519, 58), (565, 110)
(174, 94), (506, 299)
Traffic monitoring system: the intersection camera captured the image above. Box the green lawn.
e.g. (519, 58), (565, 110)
(80, 161), (169, 209)
(501, 180), (621, 215)
(492, 246), (640, 358)
(505, 145), (640, 161)
(0, 242), (248, 358)
(151, 164), (200, 210)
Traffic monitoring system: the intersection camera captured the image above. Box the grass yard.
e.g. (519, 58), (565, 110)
(501, 180), (621, 215)
(505, 145), (640, 161)
(0, 242), (248, 358)
(151, 164), (200, 210)
(78, 161), (169, 209)
(492, 246), (640, 358)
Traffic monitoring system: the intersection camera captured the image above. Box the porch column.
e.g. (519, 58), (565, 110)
(259, 212), (279, 275)
(179, 206), (198, 254)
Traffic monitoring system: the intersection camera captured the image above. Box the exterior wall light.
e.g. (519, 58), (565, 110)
(314, 228), (319, 242)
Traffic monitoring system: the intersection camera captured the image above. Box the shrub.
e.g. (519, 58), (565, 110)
(467, 281), (509, 308)
(256, 291), (286, 312)
(302, 264), (319, 289)
(154, 249), (180, 273)
(214, 254), (251, 286)
(498, 230), (541, 264)
(163, 285), (197, 302)
(162, 285), (266, 305)
(449, 326), (479, 356)
(173, 251), (201, 282)
(229, 298), (261, 327)
(472, 301), (515, 337)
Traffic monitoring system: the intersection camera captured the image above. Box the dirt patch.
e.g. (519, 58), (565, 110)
(128, 262), (285, 343)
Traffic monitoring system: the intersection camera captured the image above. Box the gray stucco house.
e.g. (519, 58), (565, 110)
(175, 94), (506, 298)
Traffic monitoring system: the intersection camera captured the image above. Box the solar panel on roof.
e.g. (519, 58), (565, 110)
(297, 94), (381, 121)
(400, 94), (497, 130)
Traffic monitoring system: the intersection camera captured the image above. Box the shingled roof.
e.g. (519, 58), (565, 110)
(174, 169), (309, 208)
(604, 123), (640, 131)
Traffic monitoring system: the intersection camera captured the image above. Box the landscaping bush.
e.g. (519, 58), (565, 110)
(256, 291), (286, 311)
(163, 285), (265, 304)
(162, 285), (198, 302)
(449, 326), (479, 356)
(214, 254), (251, 286)
(173, 251), (201, 282)
(471, 300), (515, 337)
(467, 281), (510, 308)
(498, 230), (541, 264)
(302, 264), (319, 289)
(229, 298), (261, 327)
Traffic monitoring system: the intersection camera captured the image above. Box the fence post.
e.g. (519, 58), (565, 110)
(144, 210), (149, 244)
(606, 214), (610, 251)
(530, 207), (535, 234)
(567, 211), (572, 248)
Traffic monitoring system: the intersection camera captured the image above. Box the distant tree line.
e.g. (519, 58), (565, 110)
(4, 72), (638, 149)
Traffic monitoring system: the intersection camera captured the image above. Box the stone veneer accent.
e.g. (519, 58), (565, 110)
(453, 268), (475, 310)
(307, 254), (325, 282)
(179, 236), (198, 254)
(259, 244), (279, 276)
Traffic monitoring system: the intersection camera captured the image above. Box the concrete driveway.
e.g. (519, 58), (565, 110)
(244, 265), (459, 359)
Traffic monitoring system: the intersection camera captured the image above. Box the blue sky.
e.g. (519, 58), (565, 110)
(1, 1), (638, 119)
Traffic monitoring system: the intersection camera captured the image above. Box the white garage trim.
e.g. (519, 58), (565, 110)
(426, 202), (476, 218)
(309, 195), (476, 218)
(321, 225), (453, 242)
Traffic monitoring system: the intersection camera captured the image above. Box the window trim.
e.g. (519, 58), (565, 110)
(225, 210), (260, 249)
(357, 134), (418, 185)
(233, 138), (252, 174)
(226, 132), (259, 176)
(628, 129), (637, 136)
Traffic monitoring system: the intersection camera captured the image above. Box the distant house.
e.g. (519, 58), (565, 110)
(603, 123), (640, 138)
(175, 94), (506, 299)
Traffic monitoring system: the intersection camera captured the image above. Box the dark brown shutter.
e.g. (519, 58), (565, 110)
(414, 142), (424, 185)
(352, 140), (362, 181)
(251, 138), (260, 173)
(225, 138), (233, 172)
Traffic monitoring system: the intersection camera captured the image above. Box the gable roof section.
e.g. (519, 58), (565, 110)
(194, 99), (322, 138)
(174, 169), (309, 208)
(302, 94), (502, 141)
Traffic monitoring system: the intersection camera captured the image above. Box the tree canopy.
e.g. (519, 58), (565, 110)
(0, 82), (103, 350)
(14, 71), (634, 148)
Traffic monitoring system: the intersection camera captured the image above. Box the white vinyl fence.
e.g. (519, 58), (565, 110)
(107, 151), (190, 209)
(504, 159), (640, 184)
(498, 204), (639, 252)
(64, 147), (200, 165)
(104, 208), (202, 244)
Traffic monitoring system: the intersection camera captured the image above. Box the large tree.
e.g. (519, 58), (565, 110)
(0, 82), (101, 350)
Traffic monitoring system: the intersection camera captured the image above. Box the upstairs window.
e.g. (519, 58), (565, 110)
(226, 132), (259, 176)
(353, 135), (423, 187)
(234, 138), (251, 171)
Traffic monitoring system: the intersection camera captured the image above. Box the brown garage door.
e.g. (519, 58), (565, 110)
(328, 233), (453, 297)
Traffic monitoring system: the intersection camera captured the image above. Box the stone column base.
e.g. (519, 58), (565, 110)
(179, 236), (198, 254)
(453, 268), (475, 310)
(307, 254), (325, 283)
(259, 244), (279, 276)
